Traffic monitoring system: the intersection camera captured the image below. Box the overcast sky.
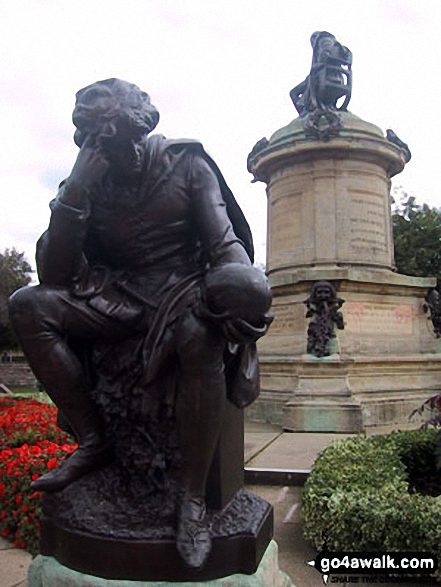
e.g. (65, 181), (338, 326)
(1, 0), (440, 271)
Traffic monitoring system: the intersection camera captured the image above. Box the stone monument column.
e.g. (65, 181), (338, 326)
(247, 32), (441, 433)
(262, 114), (401, 276)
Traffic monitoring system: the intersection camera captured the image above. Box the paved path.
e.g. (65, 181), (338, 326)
(245, 420), (355, 470)
(0, 538), (30, 587)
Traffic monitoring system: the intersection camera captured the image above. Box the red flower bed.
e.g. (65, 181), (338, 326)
(0, 397), (77, 554)
(0, 397), (70, 447)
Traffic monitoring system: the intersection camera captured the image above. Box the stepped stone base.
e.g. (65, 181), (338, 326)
(28, 540), (294, 587)
(253, 269), (441, 433)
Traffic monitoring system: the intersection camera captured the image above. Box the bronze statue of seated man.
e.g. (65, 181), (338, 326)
(9, 78), (272, 570)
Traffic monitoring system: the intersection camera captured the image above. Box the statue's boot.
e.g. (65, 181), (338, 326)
(31, 408), (113, 493)
(8, 286), (116, 492)
(176, 494), (211, 569)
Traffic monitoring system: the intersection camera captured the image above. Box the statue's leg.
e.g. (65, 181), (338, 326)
(174, 311), (226, 568)
(8, 285), (130, 492)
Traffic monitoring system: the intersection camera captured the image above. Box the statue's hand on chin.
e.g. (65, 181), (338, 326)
(62, 135), (110, 206)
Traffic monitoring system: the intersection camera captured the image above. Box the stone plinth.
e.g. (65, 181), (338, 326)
(28, 540), (294, 587)
(250, 267), (441, 432)
(248, 113), (441, 432)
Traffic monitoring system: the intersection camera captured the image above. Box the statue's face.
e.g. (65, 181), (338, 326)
(104, 135), (145, 177)
(310, 31), (335, 49)
(314, 284), (333, 302)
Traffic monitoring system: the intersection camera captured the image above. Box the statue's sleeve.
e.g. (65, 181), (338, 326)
(190, 155), (251, 268)
(36, 185), (91, 286)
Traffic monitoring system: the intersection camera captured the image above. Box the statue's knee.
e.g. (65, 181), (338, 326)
(9, 286), (34, 319)
(9, 286), (48, 328)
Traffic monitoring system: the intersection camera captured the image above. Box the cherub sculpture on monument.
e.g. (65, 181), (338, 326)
(9, 78), (273, 577)
(290, 31), (352, 140)
(424, 286), (441, 338)
(304, 281), (345, 357)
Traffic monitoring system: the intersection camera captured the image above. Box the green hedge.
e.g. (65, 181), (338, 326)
(303, 429), (441, 574)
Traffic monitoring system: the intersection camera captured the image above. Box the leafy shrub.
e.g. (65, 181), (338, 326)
(0, 397), (76, 555)
(410, 393), (441, 467)
(386, 429), (438, 479)
(303, 429), (441, 577)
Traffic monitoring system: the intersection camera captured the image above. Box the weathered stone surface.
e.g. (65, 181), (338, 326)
(0, 541), (31, 587)
(253, 113), (406, 277)
(28, 540), (294, 587)
(249, 112), (441, 432)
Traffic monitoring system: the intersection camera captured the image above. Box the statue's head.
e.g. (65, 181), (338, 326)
(72, 78), (160, 148)
(310, 31), (335, 49)
(427, 288), (440, 305)
(311, 280), (336, 303)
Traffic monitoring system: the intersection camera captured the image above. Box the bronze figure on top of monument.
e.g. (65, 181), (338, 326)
(290, 31), (352, 140)
(290, 31), (352, 115)
(9, 79), (276, 582)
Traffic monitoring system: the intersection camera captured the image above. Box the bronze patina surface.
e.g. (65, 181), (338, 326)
(10, 78), (273, 580)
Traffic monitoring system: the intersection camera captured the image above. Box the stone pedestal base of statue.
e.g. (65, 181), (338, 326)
(30, 413), (276, 581)
(36, 406), (274, 581)
(28, 540), (294, 587)
(39, 488), (272, 582)
(251, 267), (441, 432)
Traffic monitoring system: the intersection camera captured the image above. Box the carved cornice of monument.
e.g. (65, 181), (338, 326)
(247, 112), (407, 185)
(268, 267), (436, 293)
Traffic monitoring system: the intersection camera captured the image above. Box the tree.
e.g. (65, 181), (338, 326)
(392, 190), (441, 282)
(0, 248), (33, 350)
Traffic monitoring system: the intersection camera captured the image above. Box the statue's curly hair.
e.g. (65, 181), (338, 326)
(72, 78), (160, 148)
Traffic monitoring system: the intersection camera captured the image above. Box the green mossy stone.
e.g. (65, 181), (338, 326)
(268, 111), (384, 148)
(28, 540), (294, 587)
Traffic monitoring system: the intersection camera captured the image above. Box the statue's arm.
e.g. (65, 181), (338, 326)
(37, 139), (109, 286)
(190, 155), (251, 268)
(36, 187), (91, 286)
(289, 78), (307, 108)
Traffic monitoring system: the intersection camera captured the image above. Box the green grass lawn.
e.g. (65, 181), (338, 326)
(7, 387), (52, 403)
